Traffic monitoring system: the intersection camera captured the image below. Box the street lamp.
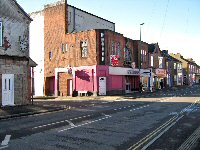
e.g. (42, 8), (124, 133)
(139, 23), (144, 70)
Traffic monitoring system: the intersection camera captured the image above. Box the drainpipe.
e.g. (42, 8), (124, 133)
(31, 67), (34, 105)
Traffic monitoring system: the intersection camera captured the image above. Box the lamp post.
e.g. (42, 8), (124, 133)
(139, 23), (144, 70)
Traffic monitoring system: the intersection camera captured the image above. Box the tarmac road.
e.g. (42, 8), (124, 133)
(0, 85), (200, 150)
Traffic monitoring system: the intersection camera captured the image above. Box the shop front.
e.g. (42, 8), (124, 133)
(155, 69), (167, 89)
(140, 69), (154, 92)
(109, 67), (140, 94)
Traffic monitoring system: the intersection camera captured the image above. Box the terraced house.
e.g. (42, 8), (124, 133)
(0, 0), (36, 106)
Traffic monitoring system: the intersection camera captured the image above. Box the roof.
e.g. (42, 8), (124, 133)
(29, 57), (37, 67)
(12, 0), (32, 21)
(67, 4), (115, 25)
(148, 44), (156, 53)
(161, 50), (181, 63)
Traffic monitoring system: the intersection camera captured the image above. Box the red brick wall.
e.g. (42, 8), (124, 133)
(104, 30), (125, 67)
(44, 2), (67, 78)
(64, 30), (97, 67)
(133, 40), (149, 69)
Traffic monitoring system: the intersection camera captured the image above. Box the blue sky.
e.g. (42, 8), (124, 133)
(17, 0), (200, 64)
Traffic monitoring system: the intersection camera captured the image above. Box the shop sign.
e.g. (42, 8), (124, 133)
(110, 55), (118, 66)
(156, 69), (166, 77)
(100, 31), (105, 65)
(127, 70), (140, 75)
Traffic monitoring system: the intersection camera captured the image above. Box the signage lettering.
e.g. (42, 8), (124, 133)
(127, 70), (140, 75)
(100, 32), (105, 65)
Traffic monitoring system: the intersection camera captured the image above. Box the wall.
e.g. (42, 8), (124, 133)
(44, 1), (66, 78)
(0, 56), (30, 105)
(133, 41), (149, 69)
(67, 5), (115, 33)
(30, 11), (44, 96)
(0, 18), (29, 57)
(0, 0), (32, 105)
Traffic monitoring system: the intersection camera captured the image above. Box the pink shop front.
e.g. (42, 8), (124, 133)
(73, 65), (140, 96)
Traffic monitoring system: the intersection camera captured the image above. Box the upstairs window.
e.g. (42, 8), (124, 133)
(111, 41), (115, 55)
(81, 40), (88, 57)
(124, 47), (132, 65)
(174, 63), (177, 69)
(0, 21), (2, 47)
(151, 55), (153, 67)
(158, 57), (163, 68)
(49, 51), (53, 60)
(117, 42), (120, 57)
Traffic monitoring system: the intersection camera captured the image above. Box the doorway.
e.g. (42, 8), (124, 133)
(2, 74), (14, 106)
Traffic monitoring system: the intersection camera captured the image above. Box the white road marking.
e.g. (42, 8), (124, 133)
(58, 115), (112, 132)
(1, 135), (11, 147)
(66, 120), (76, 127)
(0, 145), (8, 150)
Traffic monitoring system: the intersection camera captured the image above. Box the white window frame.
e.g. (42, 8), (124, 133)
(0, 21), (2, 47)
(81, 40), (88, 58)
(151, 55), (153, 67)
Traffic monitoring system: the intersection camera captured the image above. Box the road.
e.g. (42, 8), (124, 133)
(0, 85), (200, 150)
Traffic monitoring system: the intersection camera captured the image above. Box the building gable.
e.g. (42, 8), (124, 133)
(0, 0), (32, 23)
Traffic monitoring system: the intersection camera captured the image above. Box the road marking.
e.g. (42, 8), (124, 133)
(66, 120), (76, 127)
(0, 145), (8, 150)
(128, 115), (179, 150)
(141, 115), (184, 150)
(1, 135), (11, 149)
(58, 115), (112, 133)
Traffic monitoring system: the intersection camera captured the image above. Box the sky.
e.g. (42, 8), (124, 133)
(17, 0), (200, 65)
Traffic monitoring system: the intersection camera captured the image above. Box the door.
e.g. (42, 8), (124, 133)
(99, 77), (106, 95)
(125, 76), (131, 94)
(67, 79), (73, 96)
(2, 74), (14, 106)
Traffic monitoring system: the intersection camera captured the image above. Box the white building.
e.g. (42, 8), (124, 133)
(29, 11), (44, 96)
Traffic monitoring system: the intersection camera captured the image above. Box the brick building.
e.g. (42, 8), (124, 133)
(162, 50), (183, 87)
(0, 0), (36, 106)
(148, 43), (167, 89)
(170, 53), (196, 85)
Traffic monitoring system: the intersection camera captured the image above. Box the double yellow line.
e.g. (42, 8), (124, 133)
(128, 115), (179, 150)
(178, 126), (200, 150)
(128, 100), (200, 150)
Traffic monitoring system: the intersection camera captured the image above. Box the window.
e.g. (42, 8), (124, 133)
(117, 42), (120, 57)
(61, 44), (65, 53)
(49, 51), (52, 60)
(0, 21), (2, 47)
(124, 47), (132, 65)
(166, 62), (168, 71)
(69, 12), (72, 23)
(111, 41), (115, 55)
(81, 40), (88, 57)
(158, 57), (163, 68)
(151, 55), (153, 67)
(174, 63), (177, 69)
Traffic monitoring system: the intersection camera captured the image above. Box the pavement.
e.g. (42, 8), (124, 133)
(0, 85), (192, 120)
